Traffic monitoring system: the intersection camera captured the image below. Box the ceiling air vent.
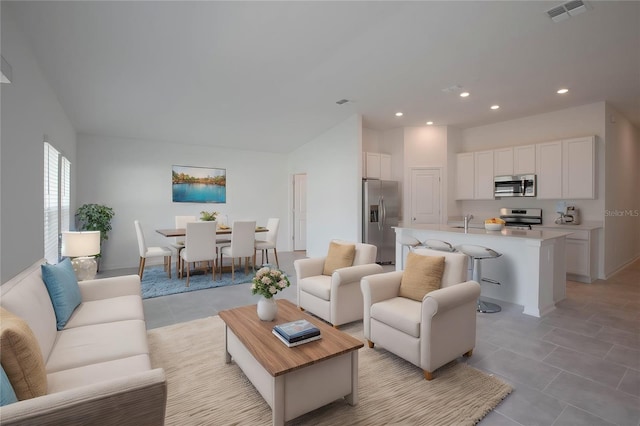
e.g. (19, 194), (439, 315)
(565, 0), (587, 15)
(546, 0), (587, 22)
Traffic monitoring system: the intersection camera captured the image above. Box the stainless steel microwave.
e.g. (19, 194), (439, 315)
(494, 174), (536, 198)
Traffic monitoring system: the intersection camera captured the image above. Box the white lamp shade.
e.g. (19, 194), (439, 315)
(61, 231), (101, 257)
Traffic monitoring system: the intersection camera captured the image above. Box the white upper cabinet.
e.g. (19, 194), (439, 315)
(536, 141), (563, 199)
(364, 152), (392, 180)
(494, 148), (514, 176)
(562, 136), (595, 199)
(454, 136), (594, 201)
(513, 144), (536, 174)
(536, 136), (595, 200)
(455, 153), (475, 200)
(364, 152), (381, 179)
(474, 150), (495, 200)
(380, 154), (392, 180)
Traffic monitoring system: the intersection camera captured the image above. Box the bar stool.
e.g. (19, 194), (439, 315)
(397, 235), (423, 269)
(423, 239), (456, 252)
(455, 244), (503, 313)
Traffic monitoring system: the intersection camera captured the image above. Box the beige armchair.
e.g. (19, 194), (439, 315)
(295, 241), (383, 327)
(361, 248), (481, 380)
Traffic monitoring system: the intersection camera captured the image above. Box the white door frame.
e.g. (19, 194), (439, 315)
(291, 173), (307, 252)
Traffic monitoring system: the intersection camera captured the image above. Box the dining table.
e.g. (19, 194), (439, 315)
(156, 226), (269, 276)
(155, 226), (268, 238)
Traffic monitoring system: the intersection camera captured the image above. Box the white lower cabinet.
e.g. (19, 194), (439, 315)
(540, 227), (598, 283)
(566, 237), (590, 279)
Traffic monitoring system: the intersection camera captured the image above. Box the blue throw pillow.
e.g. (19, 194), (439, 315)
(1, 365), (18, 406)
(41, 258), (82, 330)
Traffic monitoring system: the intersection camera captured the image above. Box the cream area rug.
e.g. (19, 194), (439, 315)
(148, 316), (512, 426)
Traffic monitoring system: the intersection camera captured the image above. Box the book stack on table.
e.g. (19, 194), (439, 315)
(272, 319), (321, 347)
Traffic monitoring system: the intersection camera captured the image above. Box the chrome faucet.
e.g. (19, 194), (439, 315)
(463, 214), (474, 233)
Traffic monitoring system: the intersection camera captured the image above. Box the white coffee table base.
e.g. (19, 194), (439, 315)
(225, 327), (358, 425)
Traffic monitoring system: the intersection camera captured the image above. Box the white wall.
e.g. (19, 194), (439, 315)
(288, 115), (362, 257)
(384, 127), (404, 184)
(446, 126), (463, 219)
(76, 134), (289, 270)
(362, 127), (382, 152)
(0, 7), (76, 282)
(603, 104), (640, 275)
(402, 126), (449, 224)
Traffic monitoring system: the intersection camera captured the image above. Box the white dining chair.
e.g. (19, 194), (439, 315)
(180, 221), (217, 287)
(219, 220), (256, 282)
(134, 220), (173, 280)
(172, 215), (196, 273)
(254, 217), (280, 268)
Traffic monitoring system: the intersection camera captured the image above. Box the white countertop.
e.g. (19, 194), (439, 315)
(445, 218), (603, 232)
(532, 221), (603, 231)
(394, 224), (572, 241)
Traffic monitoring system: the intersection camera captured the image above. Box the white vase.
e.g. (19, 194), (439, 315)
(257, 297), (278, 321)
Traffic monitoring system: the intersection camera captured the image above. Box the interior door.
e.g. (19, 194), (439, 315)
(410, 168), (441, 224)
(293, 174), (307, 251)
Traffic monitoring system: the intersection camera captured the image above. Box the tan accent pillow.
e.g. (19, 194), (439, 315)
(323, 242), (356, 276)
(399, 253), (445, 301)
(0, 307), (48, 400)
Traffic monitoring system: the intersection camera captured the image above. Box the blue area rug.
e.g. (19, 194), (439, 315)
(141, 266), (254, 299)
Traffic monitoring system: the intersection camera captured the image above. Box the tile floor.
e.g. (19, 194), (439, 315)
(101, 253), (640, 426)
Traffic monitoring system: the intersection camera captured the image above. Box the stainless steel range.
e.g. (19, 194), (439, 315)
(499, 208), (542, 230)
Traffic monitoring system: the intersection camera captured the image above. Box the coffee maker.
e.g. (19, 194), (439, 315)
(564, 206), (580, 224)
(555, 201), (580, 225)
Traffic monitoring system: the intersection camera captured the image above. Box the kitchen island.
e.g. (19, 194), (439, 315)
(395, 225), (572, 317)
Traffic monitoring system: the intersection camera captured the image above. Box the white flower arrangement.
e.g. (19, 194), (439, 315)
(251, 266), (291, 299)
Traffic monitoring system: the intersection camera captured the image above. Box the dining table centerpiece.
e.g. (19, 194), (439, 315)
(251, 266), (291, 321)
(199, 210), (219, 221)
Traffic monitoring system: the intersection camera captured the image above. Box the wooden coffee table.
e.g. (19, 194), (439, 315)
(219, 299), (363, 426)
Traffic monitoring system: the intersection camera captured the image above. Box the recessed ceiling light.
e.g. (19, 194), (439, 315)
(490, 105), (500, 110)
(557, 88), (569, 94)
(426, 121), (434, 125)
(460, 92), (470, 98)
(395, 112), (403, 117)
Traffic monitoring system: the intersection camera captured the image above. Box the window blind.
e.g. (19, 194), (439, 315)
(43, 142), (71, 264)
(61, 157), (71, 234)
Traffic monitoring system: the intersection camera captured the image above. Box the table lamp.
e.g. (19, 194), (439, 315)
(61, 231), (101, 280)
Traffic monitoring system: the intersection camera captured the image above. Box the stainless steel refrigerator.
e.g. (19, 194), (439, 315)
(362, 179), (399, 264)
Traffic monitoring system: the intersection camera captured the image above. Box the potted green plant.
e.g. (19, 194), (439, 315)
(200, 210), (218, 221)
(75, 204), (115, 267)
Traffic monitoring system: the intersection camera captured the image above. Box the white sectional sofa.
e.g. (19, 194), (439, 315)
(0, 259), (167, 425)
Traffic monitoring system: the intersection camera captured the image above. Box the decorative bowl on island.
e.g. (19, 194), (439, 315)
(484, 218), (505, 231)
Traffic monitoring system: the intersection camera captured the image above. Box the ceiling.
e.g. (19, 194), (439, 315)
(5, 1), (640, 153)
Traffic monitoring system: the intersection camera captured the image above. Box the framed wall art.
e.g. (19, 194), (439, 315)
(172, 165), (226, 203)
